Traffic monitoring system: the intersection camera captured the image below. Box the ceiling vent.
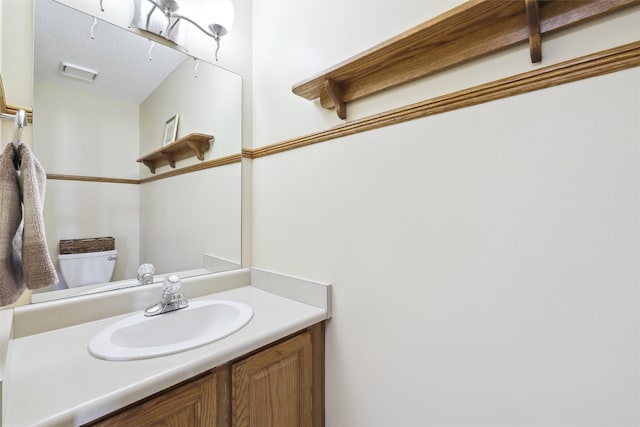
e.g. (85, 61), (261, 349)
(60, 62), (99, 82)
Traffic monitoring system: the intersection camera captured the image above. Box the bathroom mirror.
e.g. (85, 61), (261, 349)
(30, 0), (242, 302)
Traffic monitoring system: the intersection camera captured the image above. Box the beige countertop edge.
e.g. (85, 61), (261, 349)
(4, 285), (328, 427)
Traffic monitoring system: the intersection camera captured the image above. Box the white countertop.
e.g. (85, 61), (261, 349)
(2, 269), (330, 427)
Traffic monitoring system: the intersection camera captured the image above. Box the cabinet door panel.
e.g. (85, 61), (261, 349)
(232, 332), (313, 427)
(87, 369), (225, 427)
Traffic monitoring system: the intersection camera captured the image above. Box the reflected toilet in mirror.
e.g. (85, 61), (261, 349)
(58, 250), (118, 288)
(57, 238), (117, 288)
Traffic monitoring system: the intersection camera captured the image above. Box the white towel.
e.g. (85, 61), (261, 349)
(17, 143), (58, 289)
(0, 143), (25, 305)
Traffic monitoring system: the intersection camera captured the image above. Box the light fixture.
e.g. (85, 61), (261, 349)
(60, 62), (99, 82)
(130, 0), (234, 61)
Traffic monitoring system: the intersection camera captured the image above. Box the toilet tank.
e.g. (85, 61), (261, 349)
(58, 249), (117, 288)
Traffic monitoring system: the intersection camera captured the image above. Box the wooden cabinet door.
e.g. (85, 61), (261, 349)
(231, 331), (314, 427)
(87, 368), (230, 427)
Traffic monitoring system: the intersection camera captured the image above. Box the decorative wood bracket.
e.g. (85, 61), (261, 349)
(137, 133), (213, 174)
(142, 160), (156, 174)
(324, 79), (347, 120)
(186, 140), (209, 160)
(526, 0), (542, 63)
(161, 152), (176, 168)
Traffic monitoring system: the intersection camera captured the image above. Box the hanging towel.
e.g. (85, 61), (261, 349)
(17, 143), (57, 289)
(0, 143), (25, 305)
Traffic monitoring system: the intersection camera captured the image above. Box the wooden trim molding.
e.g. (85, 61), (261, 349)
(246, 41), (640, 160)
(47, 154), (242, 184)
(46, 174), (140, 184)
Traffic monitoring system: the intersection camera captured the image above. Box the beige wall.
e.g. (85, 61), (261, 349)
(250, 1), (640, 425)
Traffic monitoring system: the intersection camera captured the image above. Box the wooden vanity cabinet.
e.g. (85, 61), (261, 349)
(85, 322), (324, 427)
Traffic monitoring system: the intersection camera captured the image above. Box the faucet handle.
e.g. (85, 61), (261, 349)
(162, 274), (182, 295)
(137, 263), (155, 283)
(145, 274), (188, 316)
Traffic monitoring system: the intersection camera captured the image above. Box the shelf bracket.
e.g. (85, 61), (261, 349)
(324, 78), (347, 120)
(161, 152), (177, 168)
(526, 0), (542, 63)
(142, 160), (156, 174)
(186, 140), (209, 160)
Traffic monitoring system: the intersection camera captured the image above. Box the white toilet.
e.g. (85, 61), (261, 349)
(58, 249), (118, 288)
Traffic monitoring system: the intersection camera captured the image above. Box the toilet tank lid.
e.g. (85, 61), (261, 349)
(58, 249), (117, 260)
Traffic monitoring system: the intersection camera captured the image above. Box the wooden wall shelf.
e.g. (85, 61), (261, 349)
(292, 0), (639, 120)
(137, 133), (214, 174)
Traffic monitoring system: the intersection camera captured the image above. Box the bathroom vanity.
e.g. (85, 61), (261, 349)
(87, 323), (323, 426)
(0, 268), (331, 426)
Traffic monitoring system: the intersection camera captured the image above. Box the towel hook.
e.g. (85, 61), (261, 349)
(13, 109), (27, 148)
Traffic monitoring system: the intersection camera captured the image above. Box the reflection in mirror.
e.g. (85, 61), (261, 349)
(31, 0), (242, 303)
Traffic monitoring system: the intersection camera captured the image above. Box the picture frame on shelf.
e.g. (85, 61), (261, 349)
(162, 114), (179, 146)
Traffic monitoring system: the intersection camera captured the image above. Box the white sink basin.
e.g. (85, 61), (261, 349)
(89, 300), (253, 361)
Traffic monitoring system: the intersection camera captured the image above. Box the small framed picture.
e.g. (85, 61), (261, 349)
(162, 114), (179, 146)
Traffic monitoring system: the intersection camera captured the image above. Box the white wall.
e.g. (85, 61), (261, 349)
(251, 1), (640, 425)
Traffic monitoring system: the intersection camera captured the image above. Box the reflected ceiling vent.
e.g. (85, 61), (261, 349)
(60, 62), (99, 82)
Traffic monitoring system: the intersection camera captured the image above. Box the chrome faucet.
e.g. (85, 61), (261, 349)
(137, 263), (155, 285)
(144, 274), (189, 316)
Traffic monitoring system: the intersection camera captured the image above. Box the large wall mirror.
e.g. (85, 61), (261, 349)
(31, 0), (242, 303)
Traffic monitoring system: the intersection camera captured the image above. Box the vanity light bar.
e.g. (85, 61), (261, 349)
(60, 62), (99, 82)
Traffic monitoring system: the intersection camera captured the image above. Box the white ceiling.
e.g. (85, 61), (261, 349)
(34, 0), (188, 104)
